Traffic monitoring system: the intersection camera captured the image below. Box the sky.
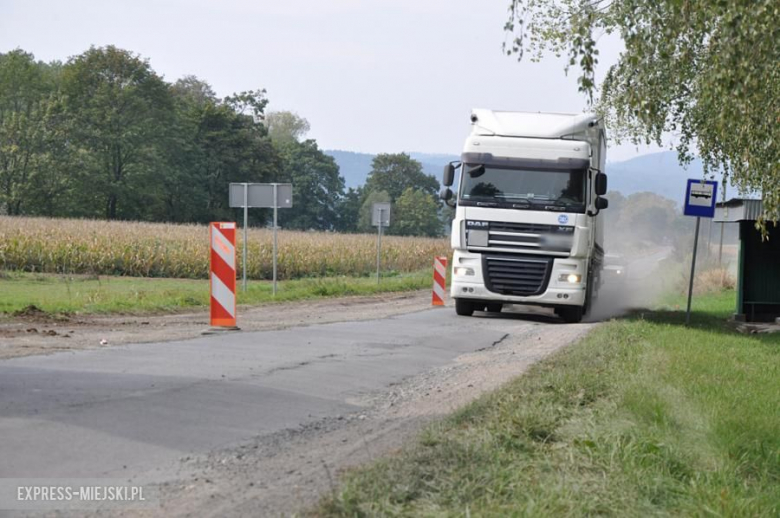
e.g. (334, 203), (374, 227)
(1, 0), (664, 161)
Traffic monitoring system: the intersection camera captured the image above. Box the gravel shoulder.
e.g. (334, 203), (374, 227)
(0, 291), (431, 360)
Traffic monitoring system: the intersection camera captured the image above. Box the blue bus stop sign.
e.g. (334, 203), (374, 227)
(684, 179), (718, 218)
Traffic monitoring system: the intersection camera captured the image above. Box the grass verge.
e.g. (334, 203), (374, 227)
(0, 270), (431, 315)
(319, 290), (780, 516)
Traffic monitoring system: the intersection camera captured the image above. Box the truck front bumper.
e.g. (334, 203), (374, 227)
(450, 250), (586, 307)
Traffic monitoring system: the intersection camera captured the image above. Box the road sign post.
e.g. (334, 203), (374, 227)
(229, 182), (293, 297)
(683, 179), (718, 326)
(376, 209), (383, 285)
(372, 202), (391, 284)
(686, 217), (702, 326)
(273, 183), (278, 296)
(242, 183), (248, 292)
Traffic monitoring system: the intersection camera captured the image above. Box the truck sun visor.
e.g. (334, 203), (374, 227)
(460, 152), (589, 170)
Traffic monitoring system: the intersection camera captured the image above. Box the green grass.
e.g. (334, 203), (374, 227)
(658, 288), (739, 316)
(0, 270), (432, 315)
(319, 290), (780, 517)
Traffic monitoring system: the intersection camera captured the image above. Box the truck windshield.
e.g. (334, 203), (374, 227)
(459, 165), (586, 211)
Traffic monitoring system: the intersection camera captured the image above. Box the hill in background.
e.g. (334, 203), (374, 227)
(608, 152), (708, 204)
(326, 149), (726, 205)
(325, 150), (458, 189)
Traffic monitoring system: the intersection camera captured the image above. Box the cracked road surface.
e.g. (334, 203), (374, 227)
(0, 302), (594, 516)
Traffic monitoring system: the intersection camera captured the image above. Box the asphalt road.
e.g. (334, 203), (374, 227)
(1, 307), (532, 482)
(1, 250), (668, 499)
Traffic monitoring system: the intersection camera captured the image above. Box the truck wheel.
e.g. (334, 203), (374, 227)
(584, 277), (594, 316)
(485, 303), (502, 313)
(455, 299), (475, 316)
(585, 264), (596, 315)
(556, 305), (584, 323)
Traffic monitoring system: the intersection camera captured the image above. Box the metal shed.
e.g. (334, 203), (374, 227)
(714, 199), (780, 322)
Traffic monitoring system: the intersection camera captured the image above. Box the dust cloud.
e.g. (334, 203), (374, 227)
(587, 247), (672, 322)
(589, 191), (740, 322)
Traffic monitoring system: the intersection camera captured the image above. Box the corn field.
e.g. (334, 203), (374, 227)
(0, 216), (450, 279)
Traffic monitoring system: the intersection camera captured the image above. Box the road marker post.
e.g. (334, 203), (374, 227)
(432, 256), (448, 306)
(209, 222), (238, 329)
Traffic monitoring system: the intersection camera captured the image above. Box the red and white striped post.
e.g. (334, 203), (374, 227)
(209, 222), (237, 328)
(432, 256), (447, 306)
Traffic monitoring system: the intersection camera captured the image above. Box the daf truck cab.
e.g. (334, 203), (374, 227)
(440, 110), (608, 323)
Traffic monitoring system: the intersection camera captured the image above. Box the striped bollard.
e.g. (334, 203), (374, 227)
(209, 222), (238, 328)
(432, 256), (447, 306)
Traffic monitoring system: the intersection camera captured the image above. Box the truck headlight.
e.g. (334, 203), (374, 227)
(454, 267), (475, 276)
(559, 273), (581, 283)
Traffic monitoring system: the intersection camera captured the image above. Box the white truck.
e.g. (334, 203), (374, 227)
(440, 110), (608, 323)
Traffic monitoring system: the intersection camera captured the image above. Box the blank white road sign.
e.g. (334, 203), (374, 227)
(229, 183), (293, 209)
(372, 202), (391, 227)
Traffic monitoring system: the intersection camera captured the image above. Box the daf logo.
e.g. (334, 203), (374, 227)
(465, 220), (489, 229)
(558, 215), (569, 224)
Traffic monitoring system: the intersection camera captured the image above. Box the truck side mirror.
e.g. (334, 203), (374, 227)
(588, 196), (608, 216)
(595, 172), (608, 196)
(442, 164), (455, 187)
(440, 187), (456, 207)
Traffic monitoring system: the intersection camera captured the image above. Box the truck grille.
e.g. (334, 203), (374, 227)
(482, 254), (552, 296)
(466, 221), (573, 254)
(489, 222), (554, 234)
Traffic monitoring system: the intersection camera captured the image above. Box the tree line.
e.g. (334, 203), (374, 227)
(0, 46), (446, 236)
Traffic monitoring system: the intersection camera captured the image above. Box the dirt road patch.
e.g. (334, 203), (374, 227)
(0, 291), (432, 360)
